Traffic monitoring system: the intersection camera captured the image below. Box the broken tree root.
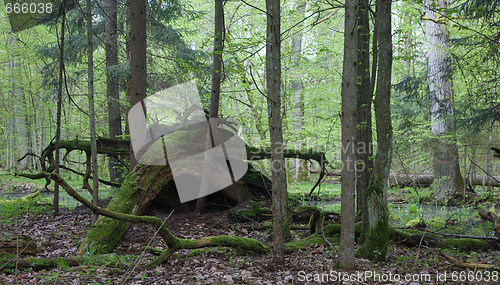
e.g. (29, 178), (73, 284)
(47, 173), (267, 268)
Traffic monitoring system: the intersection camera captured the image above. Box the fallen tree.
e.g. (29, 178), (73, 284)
(316, 170), (500, 187)
(20, 127), (329, 255)
(232, 204), (500, 252)
(47, 172), (267, 267)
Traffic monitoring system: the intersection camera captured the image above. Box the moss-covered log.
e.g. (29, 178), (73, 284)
(392, 228), (500, 250)
(21, 129), (328, 255)
(0, 255), (81, 271)
(79, 164), (171, 254)
(320, 170), (500, 187)
(18, 137), (130, 180)
(0, 236), (38, 256)
(48, 173), (266, 267)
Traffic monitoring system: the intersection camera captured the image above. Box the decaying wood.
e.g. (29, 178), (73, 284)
(20, 133), (329, 255)
(439, 250), (500, 271)
(392, 228), (500, 251)
(0, 236), (38, 256)
(48, 172), (267, 267)
(316, 170), (500, 187)
(18, 138), (130, 188)
(478, 207), (500, 238)
(0, 256), (81, 271)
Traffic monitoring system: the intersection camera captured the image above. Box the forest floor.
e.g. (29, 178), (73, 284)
(1, 179), (500, 284)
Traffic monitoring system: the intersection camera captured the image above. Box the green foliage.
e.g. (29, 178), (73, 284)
(0, 192), (51, 223)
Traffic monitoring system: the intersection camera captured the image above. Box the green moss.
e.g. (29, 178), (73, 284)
(205, 235), (267, 253)
(323, 223), (342, 236)
(230, 203), (271, 221)
(438, 238), (488, 251)
(285, 235), (340, 252)
(356, 220), (392, 262)
(79, 164), (166, 253)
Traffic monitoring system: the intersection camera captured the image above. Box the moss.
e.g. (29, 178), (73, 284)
(230, 203), (271, 221)
(285, 235), (340, 252)
(203, 235), (267, 253)
(0, 191), (40, 206)
(323, 223), (342, 236)
(79, 164), (166, 253)
(438, 238), (489, 251)
(356, 220), (392, 262)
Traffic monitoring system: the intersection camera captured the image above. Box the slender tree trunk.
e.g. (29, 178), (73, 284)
(196, 0), (224, 213)
(424, 0), (464, 204)
(87, 0), (99, 223)
(338, 0), (358, 270)
(266, 0), (287, 265)
(356, 0), (373, 244)
(105, 0), (123, 183)
(357, 0), (392, 262)
(129, 0), (147, 169)
(290, 0), (308, 182)
(54, 0), (66, 215)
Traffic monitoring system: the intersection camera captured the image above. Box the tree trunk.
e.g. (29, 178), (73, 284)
(105, 0), (124, 183)
(86, 0), (99, 223)
(129, 0), (147, 169)
(355, 0), (373, 244)
(53, 0), (66, 215)
(196, 0), (224, 213)
(356, 0), (392, 262)
(338, 0), (358, 270)
(424, 0), (464, 204)
(266, 0), (287, 265)
(290, 0), (308, 182)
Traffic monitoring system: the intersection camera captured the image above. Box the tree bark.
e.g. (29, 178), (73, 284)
(129, 0), (147, 169)
(356, 0), (392, 262)
(290, 0), (308, 182)
(338, 0), (358, 270)
(53, 0), (66, 215)
(104, 0), (124, 183)
(196, 0), (225, 213)
(424, 0), (464, 204)
(266, 0), (287, 265)
(355, 0), (373, 244)
(86, 0), (99, 223)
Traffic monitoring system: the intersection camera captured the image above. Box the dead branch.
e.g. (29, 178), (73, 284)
(478, 207), (500, 238)
(439, 250), (500, 271)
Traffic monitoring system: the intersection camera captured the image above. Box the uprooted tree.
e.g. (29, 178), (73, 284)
(19, 123), (328, 255)
(18, 125), (498, 266)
